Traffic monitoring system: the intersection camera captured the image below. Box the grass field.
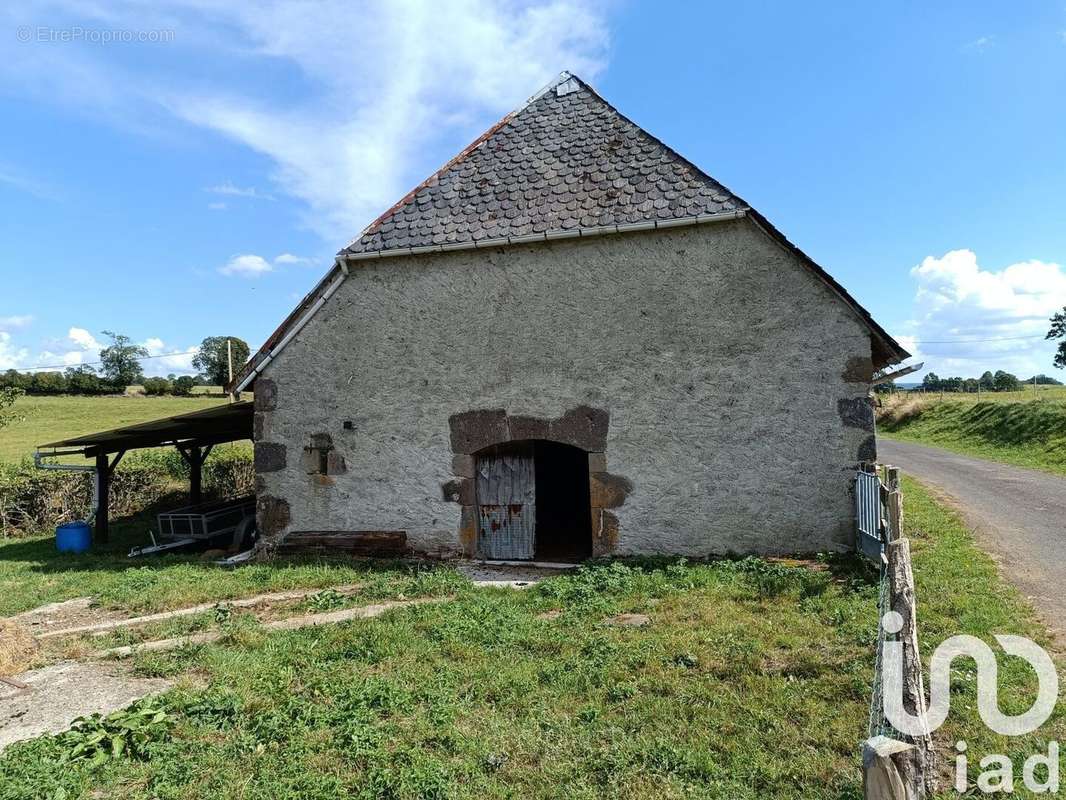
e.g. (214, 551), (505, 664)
(0, 480), (1063, 798)
(878, 393), (1066, 476)
(0, 394), (230, 464)
(890, 384), (1066, 404)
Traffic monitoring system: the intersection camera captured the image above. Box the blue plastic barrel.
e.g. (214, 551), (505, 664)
(56, 521), (92, 554)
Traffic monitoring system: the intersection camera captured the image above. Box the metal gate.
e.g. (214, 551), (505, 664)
(476, 451), (536, 559)
(855, 470), (884, 561)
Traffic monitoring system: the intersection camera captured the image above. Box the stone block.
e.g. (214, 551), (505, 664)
(257, 495), (290, 540)
(254, 442), (287, 473)
(508, 415), (549, 441)
(451, 453), (475, 478)
(549, 405), (609, 451)
(254, 378), (277, 411)
(449, 409), (509, 454)
(589, 472), (632, 509)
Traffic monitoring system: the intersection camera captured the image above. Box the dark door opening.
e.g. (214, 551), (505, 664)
(533, 440), (592, 561)
(474, 440), (591, 562)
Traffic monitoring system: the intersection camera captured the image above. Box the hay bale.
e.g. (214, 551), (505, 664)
(0, 620), (38, 676)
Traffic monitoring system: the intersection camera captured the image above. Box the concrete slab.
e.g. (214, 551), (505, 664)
(0, 661), (171, 753)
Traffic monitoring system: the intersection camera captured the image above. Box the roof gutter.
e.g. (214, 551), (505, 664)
(234, 268), (348, 393)
(234, 209), (746, 392)
(340, 209), (746, 263)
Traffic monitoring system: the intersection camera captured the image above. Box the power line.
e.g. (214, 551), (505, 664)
(14, 348), (203, 374)
(909, 333), (1048, 344)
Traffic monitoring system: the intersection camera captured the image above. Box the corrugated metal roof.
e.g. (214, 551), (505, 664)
(37, 401), (253, 455)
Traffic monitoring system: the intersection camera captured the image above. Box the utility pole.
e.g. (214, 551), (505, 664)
(227, 338), (235, 403)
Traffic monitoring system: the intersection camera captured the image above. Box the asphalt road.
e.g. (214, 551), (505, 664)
(879, 438), (1066, 637)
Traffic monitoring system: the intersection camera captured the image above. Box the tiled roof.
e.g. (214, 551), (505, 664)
(342, 73), (747, 255)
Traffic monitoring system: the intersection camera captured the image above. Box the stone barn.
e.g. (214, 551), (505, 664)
(234, 72), (908, 562)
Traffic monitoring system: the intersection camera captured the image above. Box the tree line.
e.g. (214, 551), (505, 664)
(0, 333), (250, 397)
(917, 370), (1061, 393)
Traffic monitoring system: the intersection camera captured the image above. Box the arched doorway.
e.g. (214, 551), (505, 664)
(475, 440), (592, 561)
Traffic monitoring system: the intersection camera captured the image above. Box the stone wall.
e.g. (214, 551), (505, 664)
(255, 218), (875, 557)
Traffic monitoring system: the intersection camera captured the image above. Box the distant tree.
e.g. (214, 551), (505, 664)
(193, 336), (250, 387)
(172, 375), (196, 396)
(0, 386), (22, 429)
(921, 372), (941, 391)
(874, 379), (897, 394)
(943, 376), (964, 392)
(100, 331), (147, 387)
(992, 370), (1021, 392)
(142, 377), (172, 396)
(979, 370), (995, 390)
(1049, 307), (1066, 370)
(962, 378), (979, 393)
(0, 369), (29, 391)
(1027, 374), (1063, 386)
(30, 371), (67, 394)
(64, 365), (103, 395)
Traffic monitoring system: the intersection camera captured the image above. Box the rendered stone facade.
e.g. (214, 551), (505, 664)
(254, 218), (878, 558)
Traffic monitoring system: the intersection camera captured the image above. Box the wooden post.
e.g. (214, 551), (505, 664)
(94, 453), (109, 545)
(885, 467), (902, 542)
(190, 446), (202, 505)
(886, 538), (935, 797)
(863, 736), (916, 800)
(227, 338), (235, 402)
(177, 445), (212, 506)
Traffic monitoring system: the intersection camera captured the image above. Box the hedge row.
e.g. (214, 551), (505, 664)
(0, 447), (254, 538)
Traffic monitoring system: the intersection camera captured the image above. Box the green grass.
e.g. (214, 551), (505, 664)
(0, 513), (452, 617)
(0, 394), (230, 464)
(878, 395), (1066, 476)
(1, 479), (1063, 798)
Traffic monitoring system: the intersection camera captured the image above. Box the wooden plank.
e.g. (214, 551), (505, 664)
(276, 531), (408, 557)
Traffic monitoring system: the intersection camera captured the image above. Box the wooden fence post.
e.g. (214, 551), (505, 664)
(886, 538), (935, 797)
(863, 736), (917, 800)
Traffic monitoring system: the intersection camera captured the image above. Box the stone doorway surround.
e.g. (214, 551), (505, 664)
(443, 406), (632, 558)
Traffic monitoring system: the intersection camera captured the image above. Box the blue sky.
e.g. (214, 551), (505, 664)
(0, 1), (1064, 379)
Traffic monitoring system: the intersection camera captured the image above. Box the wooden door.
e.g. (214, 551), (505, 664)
(476, 448), (536, 559)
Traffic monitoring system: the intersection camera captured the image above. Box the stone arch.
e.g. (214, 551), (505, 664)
(444, 406), (631, 559)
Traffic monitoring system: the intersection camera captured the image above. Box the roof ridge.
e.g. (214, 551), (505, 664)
(342, 71), (606, 255)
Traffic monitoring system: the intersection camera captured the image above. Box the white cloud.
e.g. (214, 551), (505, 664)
(141, 337), (196, 375)
(274, 253), (311, 265)
(36, 349), (87, 367)
(219, 252), (315, 276)
(219, 253), (273, 277)
(207, 201), (227, 211)
(205, 182), (275, 201)
(964, 35), (994, 52)
(0, 315), (33, 331)
(67, 327), (102, 351)
(0, 332), (29, 370)
(0, 163), (59, 201)
(897, 249), (1066, 377)
(0, 1), (609, 242)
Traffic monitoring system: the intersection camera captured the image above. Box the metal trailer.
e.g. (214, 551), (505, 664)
(129, 495), (256, 557)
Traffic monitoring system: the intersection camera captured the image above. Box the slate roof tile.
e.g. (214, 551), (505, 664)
(342, 74), (745, 255)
